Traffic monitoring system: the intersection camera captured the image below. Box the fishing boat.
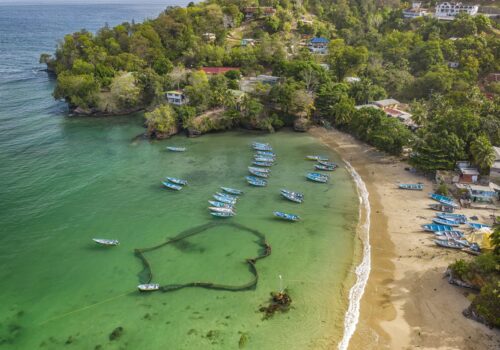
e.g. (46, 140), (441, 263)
(432, 218), (461, 227)
(162, 181), (182, 191)
(306, 155), (329, 161)
(281, 189), (304, 198)
(318, 160), (337, 167)
(467, 222), (490, 230)
(211, 211), (235, 218)
(248, 168), (269, 178)
(213, 194), (236, 204)
(462, 243), (481, 256)
(306, 172), (328, 183)
(215, 192), (238, 201)
(433, 230), (464, 239)
(92, 238), (119, 246)
(253, 161), (274, 167)
(248, 166), (271, 174)
(398, 183), (424, 190)
(209, 207), (235, 214)
(165, 177), (188, 186)
(252, 143), (273, 151)
(315, 164), (336, 171)
(436, 213), (467, 224)
(273, 211), (300, 222)
(429, 203), (454, 213)
(429, 193), (459, 208)
(256, 151), (276, 157)
(220, 187), (243, 195)
(422, 224), (453, 232)
(246, 176), (267, 187)
(281, 191), (303, 203)
(434, 239), (464, 249)
(138, 283), (160, 291)
(208, 200), (234, 208)
(166, 146), (186, 152)
(254, 156), (275, 163)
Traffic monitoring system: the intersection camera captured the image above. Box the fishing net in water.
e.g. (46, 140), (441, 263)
(134, 222), (271, 292)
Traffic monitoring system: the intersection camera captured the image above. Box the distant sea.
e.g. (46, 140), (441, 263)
(0, 3), (361, 349)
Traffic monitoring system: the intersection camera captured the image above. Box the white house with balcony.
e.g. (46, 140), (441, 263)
(435, 2), (479, 19)
(403, 2), (429, 18)
(165, 90), (187, 106)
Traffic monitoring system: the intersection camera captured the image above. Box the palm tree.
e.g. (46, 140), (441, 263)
(470, 135), (495, 173)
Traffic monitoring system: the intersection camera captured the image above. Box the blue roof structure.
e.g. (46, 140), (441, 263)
(310, 37), (329, 44)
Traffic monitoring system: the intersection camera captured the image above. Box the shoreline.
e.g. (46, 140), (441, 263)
(310, 127), (500, 350)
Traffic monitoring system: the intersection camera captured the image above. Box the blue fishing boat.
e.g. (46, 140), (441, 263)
(429, 193), (459, 208)
(248, 168), (269, 178)
(166, 146), (186, 152)
(208, 200), (233, 208)
(256, 151), (276, 157)
(162, 181), (182, 191)
(246, 176), (267, 187)
(273, 211), (300, 222)
(467, 222), (490, 230)
(220, 187), (243, 195)
(253, 161), (274, 167)
(436, 213), (467, 224)
(306, 155), (329, 161)
(252, 143), (273, 151)
(398, 183), (424, 190)
(165, 177), (188, 186)
(138, 283), (160, 291)
(315, 164), (336, 171)
(434, 239), (465, 249)
(306, 172), (328, 183)
(433, 230), (464, 239)
(248, 166), (271, 174)
(432, 218), (460, 227)
(318, 160), (337, 167)
(422, 224), (453, 232)
(211, 211), (235, 218)
(215, 192), (238, 201)
(213, 194), (236, 204)
(281, 191), (303, 203)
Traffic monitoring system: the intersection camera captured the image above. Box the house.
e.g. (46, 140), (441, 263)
(459, 168), (480, 184)
(456, 183), (499, 202)
(243, 7), (276, 20)
(299, 15), (313, 26)
(435, 2), (479, 19)
(255, 75), (280, 85)
(403, 2), (429, 18)
(344, 76), (361, 83)
(200, 67), (239, 75)
(241, 38), (256, 47)
(202, 32), (216, 42)
(374, 98), (401, 109)
(384, 108), (416, 129)
(485, 73), (500, 83)
(489, 147), (500, 183)
(354, 104), (379, 110)
(165, 90), (187, 106)
(447, 61), (459, 68)
(308, 37), (329, 54)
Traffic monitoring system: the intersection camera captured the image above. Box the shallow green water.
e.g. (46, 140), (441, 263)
(0, 114), (359, 349)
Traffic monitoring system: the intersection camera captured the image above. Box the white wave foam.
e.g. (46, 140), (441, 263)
(338, 160), (371, 350)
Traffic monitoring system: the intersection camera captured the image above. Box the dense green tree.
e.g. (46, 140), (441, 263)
(53, 72), (99, 108)
(470, 135), (495, 173)
(144, 104), (178, 137)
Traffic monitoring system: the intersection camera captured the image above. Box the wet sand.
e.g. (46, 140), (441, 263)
(310, 127), (500, 350)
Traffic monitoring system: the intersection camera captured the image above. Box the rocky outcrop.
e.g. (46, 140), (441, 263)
(293, 117), (311, 132)
(444, 268), (478, 290)
(146, 124), (178, 139)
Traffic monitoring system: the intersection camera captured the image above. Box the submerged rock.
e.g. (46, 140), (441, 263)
(109, 326), (124, 341)
(259, 291), (292, 319)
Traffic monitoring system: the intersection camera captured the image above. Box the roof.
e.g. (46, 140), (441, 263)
(201, 67), (239, 75)
(374, 99), (400, 107)
(355, 104), (379, 110)
(166, 90), (183, 94)
(460, 168), (480, 176)
(256, 74), (280, 81)
(469, 184), (496, 193)
(344, 76), (361, 83)
(310, 37), (329, 44)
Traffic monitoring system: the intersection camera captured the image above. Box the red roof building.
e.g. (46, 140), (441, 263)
(200, 67), (240, 75)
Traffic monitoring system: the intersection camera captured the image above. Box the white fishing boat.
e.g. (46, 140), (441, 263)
(92, 238), (119, 246)
(138, 283), (160, 291)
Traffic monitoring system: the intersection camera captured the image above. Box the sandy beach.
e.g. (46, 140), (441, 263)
(310, 127), (500, 350)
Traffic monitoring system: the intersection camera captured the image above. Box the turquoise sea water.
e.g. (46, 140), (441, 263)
(0, 4), (360, 349)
